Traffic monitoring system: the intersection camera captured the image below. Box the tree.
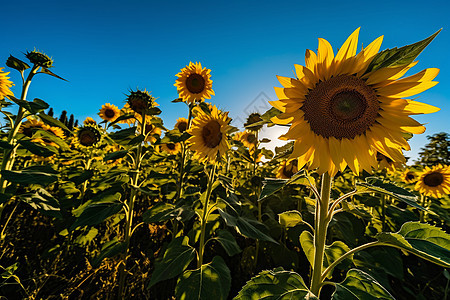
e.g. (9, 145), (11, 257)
(416, 132), (450, 166)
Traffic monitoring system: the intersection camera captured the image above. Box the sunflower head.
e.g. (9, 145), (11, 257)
(245, 113), (263, 132)
(83, 117), (97, 125)
(26, 50), (53, 68)
(187, 104), (232, 162)
(270, 28), (440, 176)
(98, 103), (120, 122)
(235, 131), (257, 151)
(174, 117), (189, 133)
(160, 142), (181, 155)
(76, 125), (101, 147)
(415, 164), (450, 198)
(0, 68), (14, 99)
(402, 169), (418, 184)
(174, 62), (215, 104)
(19, 118), (47, 137)
(126, 89), (157, 114)
(276, 159), (299, 179)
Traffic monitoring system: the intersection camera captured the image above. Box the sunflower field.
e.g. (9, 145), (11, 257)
(0, 29), (449, 300)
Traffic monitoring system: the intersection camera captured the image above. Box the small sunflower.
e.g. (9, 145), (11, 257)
(0, 68), (14, 99)
(271, 28), (439, 176)
(160, 142), (181, 155)
(174, 117), (189, 133)
(174, 62), (215, 104)
(76, 125), (101, 147)
(118, 103), (136, 125)
(376, 152), (403, 172)
(235, 131), (258, 151)
(126, 89), (158, 115)
(276, 159), (299, 179)
(83, 117), (97, 125)
(245, 113), (263, 132)
(415, 165), (450, 198)
(187, 104), (232, 162)
(20, 119), (64, 147)
(136, 115), (162, 144)
(99, 103), (121, 122)
(402, 169), (418, 184)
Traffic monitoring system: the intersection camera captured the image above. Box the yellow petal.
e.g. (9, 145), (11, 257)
(355, 35), (384, 76)
(334, 28), (360, 75)
(377, 81), (438, 98)
(305, 49), (318, 74)
(317, 38), (335, 80)
(404, 100), (440, 115)
(294, 64), (317, 89)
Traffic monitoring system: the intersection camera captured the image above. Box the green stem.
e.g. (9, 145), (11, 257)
(310, 172), (332, 297)
(381, 195), (386, 232)
(420, 194), (426, 222)
(197, 164), (217, 268)
(117, 111), (147, 298)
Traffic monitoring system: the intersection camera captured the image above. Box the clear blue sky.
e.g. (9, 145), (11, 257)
(2, 0), (449, 162)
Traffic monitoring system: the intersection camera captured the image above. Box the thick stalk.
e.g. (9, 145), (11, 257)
(117, 112), (146, 298)
(420, 194), (427, 222)
(310, 172), (332, 297)
(197, 164), (217, 268)
(381, 195), (387, 232)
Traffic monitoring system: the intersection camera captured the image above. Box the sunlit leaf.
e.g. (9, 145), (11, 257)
(142, 203), (195, 223)
(19, 188), (62, 219)
(278, 210), (304, 228)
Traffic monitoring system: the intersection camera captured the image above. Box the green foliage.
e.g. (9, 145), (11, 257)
(214, 229), (242, 256)
(1, 165), (58, 186)
(416, 132), (450, 166)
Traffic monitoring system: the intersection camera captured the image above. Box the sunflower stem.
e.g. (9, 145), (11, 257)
(381, 194), (387, 231)
(420, 194), (427, 222)
(310, 172), (332, 297)
(197, 164), (217, 268)
(117, 110), (147, 298)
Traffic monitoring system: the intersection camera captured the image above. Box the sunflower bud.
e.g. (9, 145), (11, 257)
(25, 50), (53, 68)
(6, 55), (30, 72)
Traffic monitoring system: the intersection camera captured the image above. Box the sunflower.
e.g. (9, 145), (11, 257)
(376, 152), (403, 172)
(235, 131), (258, 151)
(117, 103), (136, 125)
(0, 68), (14, 99)
(126, 89), (158, 115)
(174, 117), (189, 133)
(244, 113), (263, 132)
(76, 126), (101, 147)
(98, 103), (120, 122)
(19, 119), (64, 147)
(270, 28), (439, 176)
(415, 165), (450, 198)
(276, 159), (299, 179)
(160, 142), (182, 155)
(402, 168), (418, 184)
(174, 62), (215, 104)
(187, 104), (232, 162)
(136, 115), (162, 144)
(83, 117), (97, 125)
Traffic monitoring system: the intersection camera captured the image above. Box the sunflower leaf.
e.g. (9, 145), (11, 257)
(41, 68), (68, 81)
(365, 29), (441, 73)
(38, 112), (71, 132)
(18, 140), (57, 157)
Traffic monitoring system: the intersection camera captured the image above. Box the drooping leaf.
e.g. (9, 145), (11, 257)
(19, 188), (62, 219)
(70, 201), (123, 230)
(1, 165), (58, 186)
(259, 170), (308, 201)
(142, 203), (195, 223)
(9, 96), (49, 114)
(38, 112), (71, 132)
(68, 170), (94, 185)
(376, 221), (450, 268)
(218, 208), (278, 244)
(175, 256), (231, 300)
(356, 177), (424, 210)
(332, 269), (395, 300)
(41, 68), (68, 81)
(233, 267), (317, 300)
(103, 150), (129, 161)
(365, 29), (441, 73)
(278, 210), (304, 228)
(92, 239), (127, 268)
(18, 140), (57, 157)
(6, 55), (30, 71)
(148, 236), (196, 288)
(214, 229), (242, 256)
(0, 140), (13, 149)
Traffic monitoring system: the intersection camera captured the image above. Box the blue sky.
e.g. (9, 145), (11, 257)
(2, 0), (449, 162)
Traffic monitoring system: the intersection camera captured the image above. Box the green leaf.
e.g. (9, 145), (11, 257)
(142, 203), (195, 223)
(214, 229), (242, 256)
(245, 107), (283, 130)
(356, 177), (424, 210)
(259, 171), (308, 201)
(146, 107), (162, 116)
(218, 208), (278, 244)
(376, 221), (450, 268)
(1, 165), (58, 186)
(68, 170), (94, 185)
(70, 201), (123, 230)
(38, 112), (71, 132)
(18, 140), (57, 157)
(33, 129), (71, 151)
(19, 188), (62, 219)
(109, 127), (137, 143)
(0, 140), (13, 149)
(278, 210), (304, 228)
(6, 55), (30, 71)
(41, 68), (68, 81)
(9, 97), (49, 114)
(92, 239), (127, 268)
(175, 256), (231, 300)
(332, 269), (394, 300)
(300, 231), (352, 278)
(148, 236), (196, 288)
(365, 29), (441, 73)
(233, 267), (317, 300)
(103, 150), (128, 161)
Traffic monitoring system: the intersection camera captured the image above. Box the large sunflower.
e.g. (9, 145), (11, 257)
(187, 105), (231, 162)
(270, 28), (439, 176)
(174, 62), (215, 104)
(99, 103), (120, 122)
(0, 68), (14, 99)
(415, 165), (450, 198)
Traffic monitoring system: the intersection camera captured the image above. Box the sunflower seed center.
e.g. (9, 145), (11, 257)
(186, 74), (206, 94)
(423, 172), (444, 187)
(79, 130), (96, 146)
(105, 109), (116, 118)
(167, 143), (176, 150)
(302, 75), (379, 139)
(177, 121), (188, 132)
(202, 120), (222, 148)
